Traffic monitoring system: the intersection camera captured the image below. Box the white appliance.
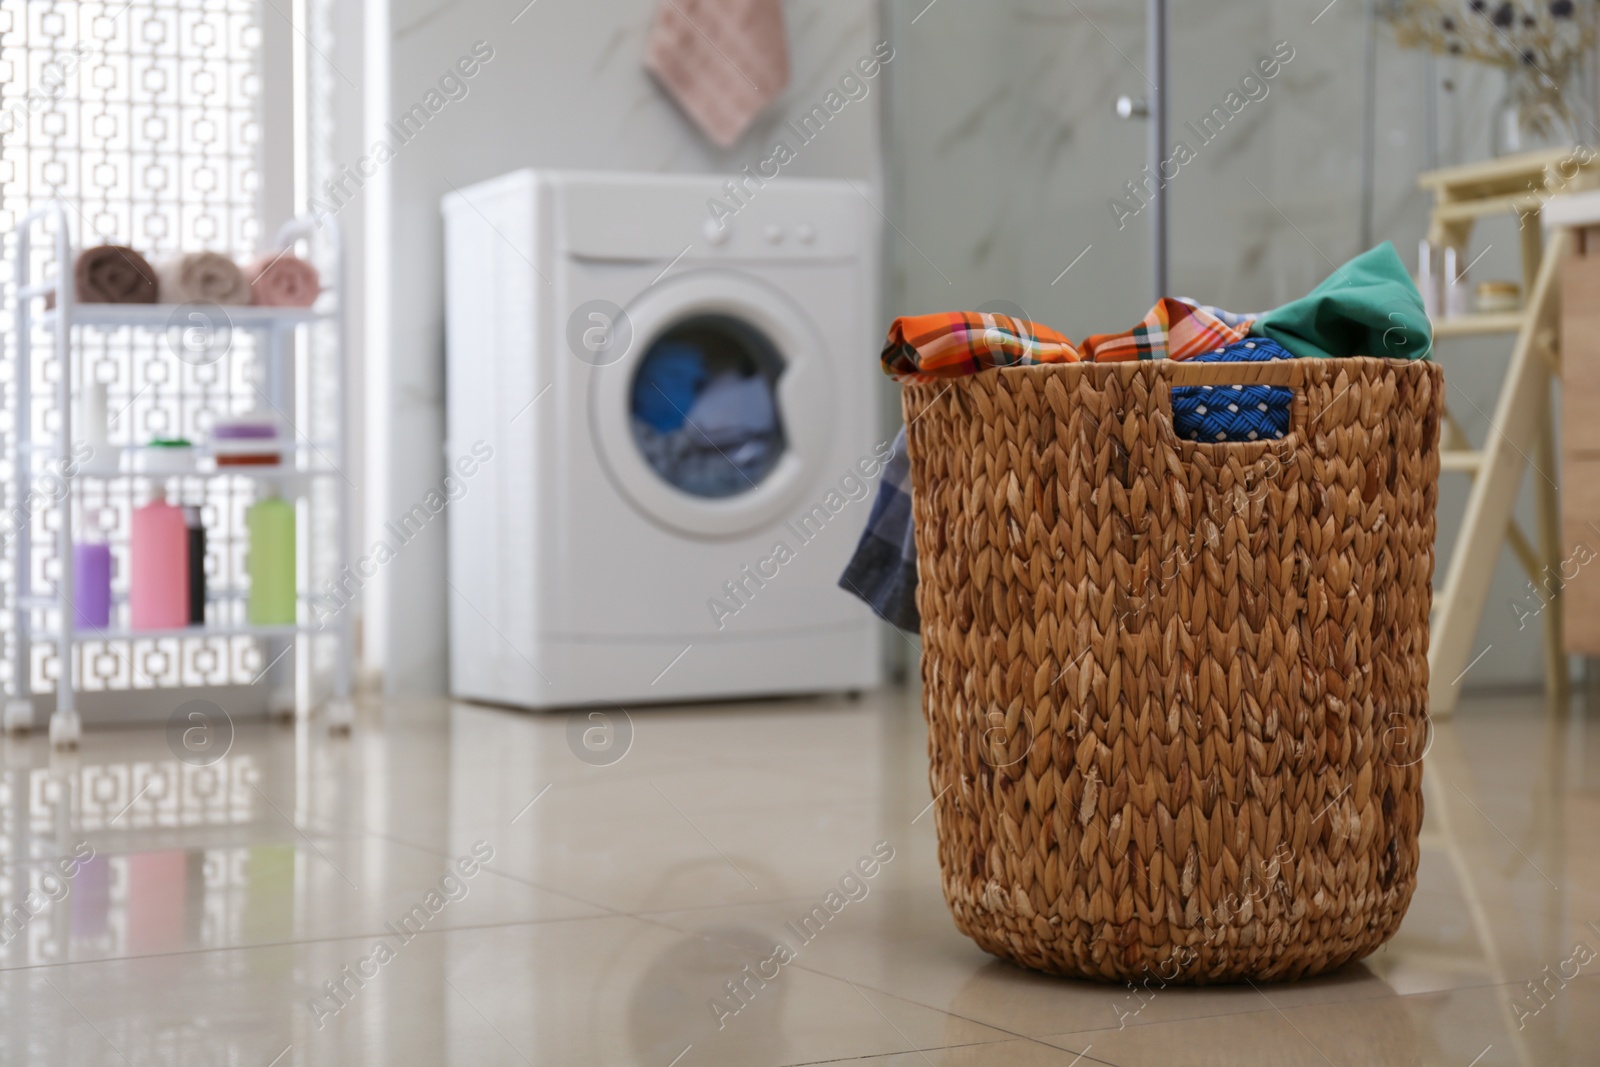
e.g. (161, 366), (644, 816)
(443, 169), (885, 709)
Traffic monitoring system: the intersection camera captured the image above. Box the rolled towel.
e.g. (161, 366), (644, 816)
(47, 245), (158, 307)
(244, 252), (321, 308)
(156, 251), (250, 305)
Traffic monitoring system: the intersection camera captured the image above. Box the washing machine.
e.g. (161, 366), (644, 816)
(442, 169), (885, 709)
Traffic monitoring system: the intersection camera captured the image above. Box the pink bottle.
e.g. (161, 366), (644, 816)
(130, 487), (189, 630)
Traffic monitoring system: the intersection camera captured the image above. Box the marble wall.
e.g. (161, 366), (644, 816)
(884, 0), (1569, 686)
(377, 0), (885, 693)
(375, 0), (1584, 692)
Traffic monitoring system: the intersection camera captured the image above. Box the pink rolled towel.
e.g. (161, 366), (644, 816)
(244, 253), (321, 307)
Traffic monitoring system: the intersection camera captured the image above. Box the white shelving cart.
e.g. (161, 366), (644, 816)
(5, 203), (353, 746)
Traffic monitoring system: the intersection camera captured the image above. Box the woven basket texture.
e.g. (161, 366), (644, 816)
(903, 357), (1443, 983)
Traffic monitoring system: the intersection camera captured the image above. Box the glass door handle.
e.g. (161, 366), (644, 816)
(1114, 95), (1149, 120)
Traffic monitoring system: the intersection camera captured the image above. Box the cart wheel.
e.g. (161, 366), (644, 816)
(48, 709), (81, 749)
(268, 687), (297, 724)
(325, 697), (354, 736)
(4, 698), (34, 735)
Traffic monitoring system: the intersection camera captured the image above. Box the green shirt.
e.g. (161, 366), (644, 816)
(1251, 241), (1433, 361)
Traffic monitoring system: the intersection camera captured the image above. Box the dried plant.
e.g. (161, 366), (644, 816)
(1382, 1), (1597, 136)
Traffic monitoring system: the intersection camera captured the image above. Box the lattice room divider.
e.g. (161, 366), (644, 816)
(0, 0), (350, 1000)
(0, 0), (338, 712)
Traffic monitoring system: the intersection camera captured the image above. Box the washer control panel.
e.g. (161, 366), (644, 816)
(562, 175), (864, 262)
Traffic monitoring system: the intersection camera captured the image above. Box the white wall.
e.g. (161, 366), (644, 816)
(372, 0), (885, 693)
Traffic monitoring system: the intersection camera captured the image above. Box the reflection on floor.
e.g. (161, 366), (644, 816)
(0, 686), (1596, 1065)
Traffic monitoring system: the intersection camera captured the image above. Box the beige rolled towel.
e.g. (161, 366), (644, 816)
(156, 252), (251, 305)
(244, 253), (321, 308)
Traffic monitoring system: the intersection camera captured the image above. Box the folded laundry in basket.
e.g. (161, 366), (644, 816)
(879, 243), (1427, 385)
(880, 312), (1080, 382)
(879, 301), (1257, 383)
(1077, 297), (1253, 363)
(1177, 299), (1258, 329)
(1171, 338), (1296, 442)
(1252, 241), (1432, 361)
(841, 243), (1431, 632)
(842, 339), (1293, 632)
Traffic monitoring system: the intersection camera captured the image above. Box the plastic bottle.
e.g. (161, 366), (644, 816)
(72, 509), (112, 630)
(1416, 238), (1439, 322)
(247, 485), (295, 626)
(1443, 246), (1472, 319)
(77, 382), (109, 461)
(130, 488), (189, 630)
(183, 506), (206, 626)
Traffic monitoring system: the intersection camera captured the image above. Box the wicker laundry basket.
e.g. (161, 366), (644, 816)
(904, 357), (1443, 983)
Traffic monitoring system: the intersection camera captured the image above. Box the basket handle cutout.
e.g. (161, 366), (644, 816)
(1160, 360), (1307, 449)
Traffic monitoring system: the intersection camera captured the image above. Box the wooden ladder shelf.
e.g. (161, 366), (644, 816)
(1420, 147), (1593, 715)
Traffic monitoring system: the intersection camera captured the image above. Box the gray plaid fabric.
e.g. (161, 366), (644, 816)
(837, 426), (918, 632)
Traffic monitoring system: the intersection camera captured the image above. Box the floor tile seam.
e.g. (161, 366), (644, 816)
(630, 895), (852, 925)
(631, 922), (1126, 1063)
(778, 1034), (1123, 1067)
(620, 914), (1085, 1051)
(281, 823), (629, 915)
(0, 911), (624, 975)
(306, 826), (890, 920)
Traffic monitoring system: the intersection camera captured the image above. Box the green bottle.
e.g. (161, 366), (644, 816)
(247, 484), (296, 626)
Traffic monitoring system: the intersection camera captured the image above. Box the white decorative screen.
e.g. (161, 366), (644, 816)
(301, 0), (342, 697)
(1, 0), (275, 694)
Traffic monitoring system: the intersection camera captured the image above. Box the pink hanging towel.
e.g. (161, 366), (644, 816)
(645, 0), (789, 148)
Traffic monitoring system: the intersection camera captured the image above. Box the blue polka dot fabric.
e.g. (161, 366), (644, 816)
(1171, 338), (1296, 443)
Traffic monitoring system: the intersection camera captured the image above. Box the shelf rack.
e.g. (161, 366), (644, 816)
(1419, 148), (1596, 716)
(4, 203), (354, 746)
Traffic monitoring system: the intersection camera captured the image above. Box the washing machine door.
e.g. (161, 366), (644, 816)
(591, 269), (834, 539)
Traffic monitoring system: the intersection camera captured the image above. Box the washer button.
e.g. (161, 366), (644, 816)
(703, 218), (731, 246)
(796, 223), (817, 245)
(763, 223), (784, 245)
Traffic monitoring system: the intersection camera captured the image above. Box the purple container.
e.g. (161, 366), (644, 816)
(71, 854), (111, 939)
(212, 424), (278, 439)
(72, 542), (112, 630)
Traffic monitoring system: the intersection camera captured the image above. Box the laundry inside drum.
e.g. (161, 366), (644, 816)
(629, 314), (789, 498)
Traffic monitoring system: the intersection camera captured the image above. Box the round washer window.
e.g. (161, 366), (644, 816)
(628, 314), (788, 499)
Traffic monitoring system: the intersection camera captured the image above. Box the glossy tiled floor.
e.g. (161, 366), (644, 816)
(1, 685), (1596, 1065)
